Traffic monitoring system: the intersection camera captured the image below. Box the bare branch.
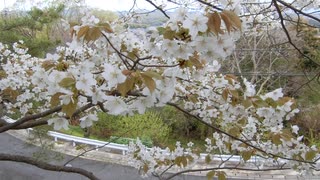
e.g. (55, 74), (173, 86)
(145, 0), (170, 19)
(70, 103), (94, 119)
(0, 153), (99, 180)
(166, 102), (315, 164)
(12, 119), (49, 130)
(194, 0), (223, 11)
(63, 127), (135, 166)
(0, 105), (62, 133)
(101, 32), (132, 69)
(272, 0), (320, 67)
(276, 0), (320, 23)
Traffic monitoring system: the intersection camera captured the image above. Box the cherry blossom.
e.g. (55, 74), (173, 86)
(183, 13), (208, 38)
(80, 114), (98, 128)
(262, 88), (284, 101)
(76, 73), (96, 94)
(102, 63), (126, 89)
(104, 96), (128, 115)
(47, 117), (69, 130)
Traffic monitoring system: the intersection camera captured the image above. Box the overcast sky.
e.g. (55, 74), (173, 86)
(0, 0), (158, 11)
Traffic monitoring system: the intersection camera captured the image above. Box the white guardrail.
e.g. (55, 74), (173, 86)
(4, 116), (280, 164)
(47, 131), (128, 155)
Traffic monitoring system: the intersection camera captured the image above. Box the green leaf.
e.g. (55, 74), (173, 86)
(50, 93), (64, 107)
(187, 94), (199, 103)
(2, 87), (20, 101)
(182, 156), (188, 167)
(163, 28), (175, 40)
(207, 11), (221, 35)
(62, 99), (78, 118)
(238, 118), (247, 126)
(222, 10), (242, 31)
(0, 70), (7, 78)
(41, 60), (56, 70)
(305, 150), (316, 161)
(157, 27), (165, 35)
(84, 27), (101, 42)
(189, 53), (204, 69)
(174, 156), (188, 167)
(142, 71), (162, 80)
(220, 12), (232, 33)
(228, 126), (241, 137)
(272, 133), (282, 145)
(281, 129), (293, 141)
(252, 98), (268, 108)
(117, 77), (135, 96)
(100, 22), (113, 33)
(222, 89), (229, 101)
(186, 155), (194, 163)
(229, 89), (239, 99)
(59, 77), (75, 88)
(206, 171), (215, 180)
(142, 164), (149, 173)
(217, 171), (226, 180)
(241, 150), (253, 162)
(141, 73), (156, 93)
(77, 25), (89, 39)
(242, 98), (253, 109)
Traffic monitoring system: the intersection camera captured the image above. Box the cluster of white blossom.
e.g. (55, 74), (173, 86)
(0, 0), (319, 178)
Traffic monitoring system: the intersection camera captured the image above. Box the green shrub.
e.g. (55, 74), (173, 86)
(116, 111), (171, 145)
(91, 111), (171, 146)
(157, 106), (210, 139)
(91, 113), (121, 138)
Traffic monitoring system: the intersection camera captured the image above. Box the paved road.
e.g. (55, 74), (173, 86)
(2, 132), (318, 180)
(0, 133), (208, 180)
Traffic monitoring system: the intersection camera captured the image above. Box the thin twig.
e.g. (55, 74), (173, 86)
(272, 0), (320, 67)
(145, 0), (170, 19)
(63, 127), (135, 166)
(195, 0), (223, 11)
(276, 0), (320, 23)
(0, 105), (63, 133)
(166, 102), (315, 165)
(101, 32), (132, 69)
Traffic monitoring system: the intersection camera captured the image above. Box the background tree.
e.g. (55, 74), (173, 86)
(0, 3), (64, 57)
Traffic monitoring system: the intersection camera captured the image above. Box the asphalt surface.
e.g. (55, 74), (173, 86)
(0, 132), (208, 180)
(2, 132), (319, 180)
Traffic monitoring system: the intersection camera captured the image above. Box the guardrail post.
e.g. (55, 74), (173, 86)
(26, 128), (32, 134)
(72, 141), (76, 147)
(122, 150), (126, 155)
(54, 137), (57, 141)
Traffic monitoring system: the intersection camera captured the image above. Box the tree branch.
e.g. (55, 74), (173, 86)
(0, 105), (62, 133)
(276, 0), (320, 23)
(272, 0), (320, 67)
(195, 0), (223, 11)
(166, 102), (315, 165)
(0, 153), (99, 180)
(12, 119), (49, 130)
(63, 126), (135, 166)
(101, 32), (132, 69)
(145, 0), (170, 19)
